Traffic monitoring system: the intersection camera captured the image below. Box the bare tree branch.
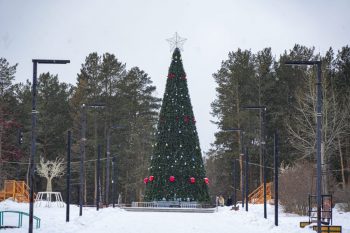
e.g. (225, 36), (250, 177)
(287, 74), (347, 161)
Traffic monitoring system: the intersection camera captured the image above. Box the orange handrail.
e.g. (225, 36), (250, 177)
(0, 180), (34, 203)
(248, 182), (272, 204)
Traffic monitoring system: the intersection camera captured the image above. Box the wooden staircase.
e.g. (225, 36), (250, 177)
(0, 180), (33, 203)
(248, 182), (272, 204)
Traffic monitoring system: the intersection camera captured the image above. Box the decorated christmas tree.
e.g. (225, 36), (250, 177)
(145, 34), (210, 202)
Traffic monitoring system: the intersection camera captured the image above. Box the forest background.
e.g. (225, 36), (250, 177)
(1, 44), (350, 206)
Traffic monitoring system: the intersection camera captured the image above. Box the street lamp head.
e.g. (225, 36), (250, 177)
(33, 59), (70, 64)
(285, 60), (321, 66)
(223, 128), (244, 133)
(242, 106), (267, 111)
(87, 103), (106, 108)
(111, 125), (126, 130)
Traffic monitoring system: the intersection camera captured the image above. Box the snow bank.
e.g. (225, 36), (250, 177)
(1, 200), (349, 233)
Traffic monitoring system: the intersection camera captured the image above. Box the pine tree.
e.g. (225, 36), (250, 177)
(72, 53), (160, 204)
(37, 72), (73, 161)
(210, 49), (258, 197)
(0, 58), (21, 182)
(145, 48), (209, 202)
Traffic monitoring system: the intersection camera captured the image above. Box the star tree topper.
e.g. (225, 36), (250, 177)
(166, 32), (187, 52)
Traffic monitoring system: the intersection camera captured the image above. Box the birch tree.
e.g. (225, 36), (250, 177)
(286, 63), (348, 193)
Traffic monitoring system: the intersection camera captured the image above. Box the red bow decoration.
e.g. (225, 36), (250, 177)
(168, 73), (176, 79)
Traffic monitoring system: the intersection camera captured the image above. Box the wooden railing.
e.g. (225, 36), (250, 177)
(248, 182), (272, 204)
(0, 180), (33, 203)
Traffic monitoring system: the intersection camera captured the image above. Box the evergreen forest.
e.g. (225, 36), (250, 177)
(1, 44), (350, 205)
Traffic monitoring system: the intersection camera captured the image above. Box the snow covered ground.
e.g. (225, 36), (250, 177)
(0, 200), (349, 233)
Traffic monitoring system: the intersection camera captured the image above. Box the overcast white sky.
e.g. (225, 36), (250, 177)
(1, 0), (349, 152)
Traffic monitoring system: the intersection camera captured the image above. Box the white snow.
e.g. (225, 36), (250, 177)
(0, 200), (349, 233)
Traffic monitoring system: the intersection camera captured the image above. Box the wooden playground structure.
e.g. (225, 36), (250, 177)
(0, 180), (33, 203)
(248, 182), (273, 204)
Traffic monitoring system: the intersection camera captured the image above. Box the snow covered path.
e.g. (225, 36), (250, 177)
(1, 200), (349, 233)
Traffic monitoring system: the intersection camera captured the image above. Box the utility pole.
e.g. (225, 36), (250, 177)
(79, 104), (86, 216)
(29, 59), (69, 233)
(112, 156), (116, 208)
(274, 132), (279, 226)
(285, 60), (322, 233)
(242, 106), (267, 218)
(97, 145), (102, 211)
(66, 131), (71, 222)
(222, 128), (245, 208)
(245, 147), (249, 212)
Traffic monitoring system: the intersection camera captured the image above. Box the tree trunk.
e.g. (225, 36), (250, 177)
(321, 142), (328, 194)
(94, 112), (97, 202)
(26, 158), (30, 187)
(330, 80), (347, 190)
(138, 187), (142, 202)
(258, 75), (263, 184)
(46, 177), (53, 192)
(337, 137), (346, 189)
(84, 175), (87, 204)
(235, 74), (244, 197)
(239, 155), (243, 195)
(125, 170), (129, 203)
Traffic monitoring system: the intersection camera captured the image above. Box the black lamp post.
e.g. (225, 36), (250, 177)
(66, 131), (71, 222)
(242, 106), (267, 218)
(79, 103), (105, 216)
(244, 146), (249, 212)
(285, 60), (322, 233)
(79, 104), (86, 216)
(97, 144), (102, 211)
(274, 131), (279, 226)
(29, 59), (70, 233)
(106, 125), (125, 206)
(223, 128), (245, 208)
(111, 156), (116, 208)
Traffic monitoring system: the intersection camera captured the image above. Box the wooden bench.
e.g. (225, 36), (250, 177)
(300, 221), (311, 228)
(0, 211), (40, 229)
(312, 225), (342, 233)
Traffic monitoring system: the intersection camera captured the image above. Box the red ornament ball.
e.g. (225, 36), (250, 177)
(184, 115), (190, 123)
(149, 176), (154, 182)
(204, 177), (209, 184)
(143, 177), (149, 184)
(190, 177), (196, 184)
(169, 176), (175, 182)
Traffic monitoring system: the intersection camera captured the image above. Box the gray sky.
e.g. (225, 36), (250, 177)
(1, 0), (349, 152)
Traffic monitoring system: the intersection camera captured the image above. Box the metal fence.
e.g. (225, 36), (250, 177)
(131, 201), (200, 208)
